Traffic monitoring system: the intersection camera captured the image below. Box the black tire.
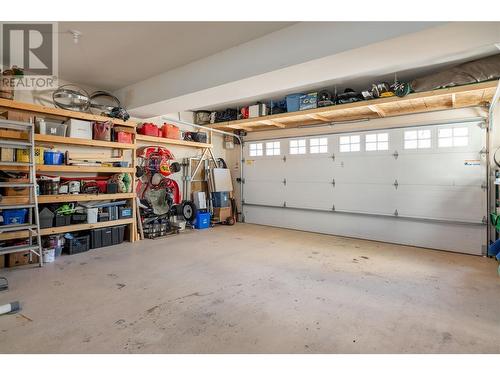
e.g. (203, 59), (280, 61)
(182, 201), (197, 223)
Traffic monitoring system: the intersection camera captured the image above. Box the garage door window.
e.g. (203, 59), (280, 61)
(404, 129), (431, 149)
(366, 133), (389, 151)
(266, 141), (280, 156)
(249, 143), (263, 156)
(438, 127), (469, 148)
(310, 137), (328, 154)
(290, 139), (306, 154)
(339, 135), (360, 152)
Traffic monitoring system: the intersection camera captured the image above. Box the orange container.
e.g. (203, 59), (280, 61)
(161, 123), (180, 140)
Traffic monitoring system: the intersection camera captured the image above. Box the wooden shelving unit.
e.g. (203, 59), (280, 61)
(136, 134), (213, 148)
(207, 81), (498, 132)
(0, 99), (138, 244)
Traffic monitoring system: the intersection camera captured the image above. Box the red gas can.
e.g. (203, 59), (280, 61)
(161, 123), (180, 140)
(138, 123), (160, 137)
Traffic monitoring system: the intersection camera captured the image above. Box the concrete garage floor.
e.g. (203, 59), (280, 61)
(0, 223), (499, 354)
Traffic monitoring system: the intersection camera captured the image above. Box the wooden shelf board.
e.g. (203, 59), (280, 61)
(0, 98), (137, 128)
(35, 134), (135, 149)
(207, 81), (498, 132)
(39, 218), (134, 236)
(136, 134), (213, 148)
(38, 193), (135, 204)
(37, 165), (134, 173)
(1, 165), (134, 173)
(0, 218), (134, 240)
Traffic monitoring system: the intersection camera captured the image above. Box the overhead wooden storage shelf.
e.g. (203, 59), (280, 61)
(0, 98), (136, 127)
(207, 81), (498, 132)
(136, 134), (213, 148)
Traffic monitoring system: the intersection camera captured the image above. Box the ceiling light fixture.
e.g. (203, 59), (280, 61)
(69, 29), (82, 44)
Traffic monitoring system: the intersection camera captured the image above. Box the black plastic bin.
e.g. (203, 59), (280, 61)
(55, 215), (71, 227)
(71, 213), (87, 224)
(112, 225), (126, 245)
(90, 227), (112, 249)
(63, 235), (90, 255)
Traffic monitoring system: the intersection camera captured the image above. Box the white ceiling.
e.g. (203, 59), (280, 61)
(58, 22), (294, 90)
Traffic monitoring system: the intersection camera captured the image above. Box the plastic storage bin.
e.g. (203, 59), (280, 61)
(66, 119), (92, 139)
(54, 214), (71, 227)
(286, 93), (304, 112)
(112, 225), (126, 245)
(36, 119), (67, 137)
(64, 235), (90, 255)
(1, 209), (27, 225)
(43, 151), (64, 165)
(194, 211), (211, 229)
(90, 227), (113, 249)
(212, 192), (230, 208)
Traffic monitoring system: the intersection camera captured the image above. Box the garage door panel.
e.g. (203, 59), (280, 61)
(395, 152), (485, 186)
(285, 156), (335, 182)
(245, 158), (284, 181)
(395, 185), (486, 222)
(334, 156), (397, 184)
(285, 182), (334, 210)
(333, 184), (396, 215)
(244, 181), (284, 206)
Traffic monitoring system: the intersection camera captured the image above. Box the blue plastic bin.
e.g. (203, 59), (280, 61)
(212, 192), (230, 208)
(44, 151), (64, 165)
(194, 211), (211, 229)
(1, 208), (28, 225)
(286, 93), (304, 112)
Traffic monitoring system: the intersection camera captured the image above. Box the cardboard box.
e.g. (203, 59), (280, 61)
(6, 251), (39, 268)
(1, 110), (33, 122)
(0, 147), (14, 162)
(2, 177), (29, 196)
(213, 207), (232, 222)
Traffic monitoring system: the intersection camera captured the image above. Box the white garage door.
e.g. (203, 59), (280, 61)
(242, 121), (487, 255)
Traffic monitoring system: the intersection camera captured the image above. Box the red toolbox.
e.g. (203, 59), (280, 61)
(138, 123), (160, 137)
(161, 123), (180, 140)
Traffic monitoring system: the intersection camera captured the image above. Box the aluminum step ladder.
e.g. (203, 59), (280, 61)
(0, 118), (43, 267)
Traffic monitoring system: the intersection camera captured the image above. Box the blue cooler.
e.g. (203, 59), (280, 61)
(194, 211), (211, 229)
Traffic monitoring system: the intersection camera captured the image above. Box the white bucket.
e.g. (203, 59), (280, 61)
(43, 248), (55, 263)
(87, 208), (98, 224)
